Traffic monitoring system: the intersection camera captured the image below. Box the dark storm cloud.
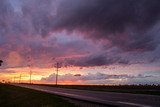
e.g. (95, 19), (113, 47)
(0, 0), (13, 37)
(64, 54), (129, 67)
(1, 0), (160, 51)
(0, 0), (160, 68)
(0, 0), (55, 39)
(21, 0), (56, 37)
(53, 0), (160, 52)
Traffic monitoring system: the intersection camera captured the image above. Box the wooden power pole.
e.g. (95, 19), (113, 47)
(19, 74), (21, 83)
(29, 65), (32, 84)
(27, 56), (32, 84)
(55, 62), (61, 85)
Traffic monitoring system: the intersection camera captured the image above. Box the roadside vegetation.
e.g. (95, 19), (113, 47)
(0, 84), (76, 107)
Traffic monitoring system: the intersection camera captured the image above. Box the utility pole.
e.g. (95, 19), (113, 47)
(19, 74), (21, 83)
(30, 68), (32, 84)
(55, 62), (61, 85)
(14, 76), (16, 83)
(28, 64), (32, 84)
(27, 56), (32, 84)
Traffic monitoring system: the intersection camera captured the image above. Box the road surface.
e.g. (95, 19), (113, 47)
(14, 84), (160, 107)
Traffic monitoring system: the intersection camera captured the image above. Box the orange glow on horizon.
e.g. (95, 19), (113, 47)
(0, 65), (84, 84)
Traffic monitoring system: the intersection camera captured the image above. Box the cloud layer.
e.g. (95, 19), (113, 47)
(0, 0), (160, 69)
(41, 72), (158, 85)
(54, 0), (160, 51)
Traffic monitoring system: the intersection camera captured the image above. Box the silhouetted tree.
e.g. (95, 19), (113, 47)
(0, 60), (3, 66)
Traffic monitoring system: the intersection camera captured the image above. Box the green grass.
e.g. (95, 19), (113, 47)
(0, 84), (76, 107)
(37, 84), (160, 96)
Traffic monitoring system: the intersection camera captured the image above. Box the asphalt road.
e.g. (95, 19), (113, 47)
(14, 84), (160, 107)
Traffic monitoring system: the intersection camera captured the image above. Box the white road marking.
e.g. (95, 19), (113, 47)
(117, 101), (152, 107)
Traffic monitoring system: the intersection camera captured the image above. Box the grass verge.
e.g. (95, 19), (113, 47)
(0, 84), (76, 107)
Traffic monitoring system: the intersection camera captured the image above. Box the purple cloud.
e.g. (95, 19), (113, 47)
(41, 72), (156, 84)
(0, 0), (160, 69)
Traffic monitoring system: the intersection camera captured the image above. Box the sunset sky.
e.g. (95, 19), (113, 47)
(0, 0), (160, 85)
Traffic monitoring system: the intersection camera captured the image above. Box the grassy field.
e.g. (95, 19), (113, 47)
(0, 84), (76, 107)
(38, 84), (160, 96)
